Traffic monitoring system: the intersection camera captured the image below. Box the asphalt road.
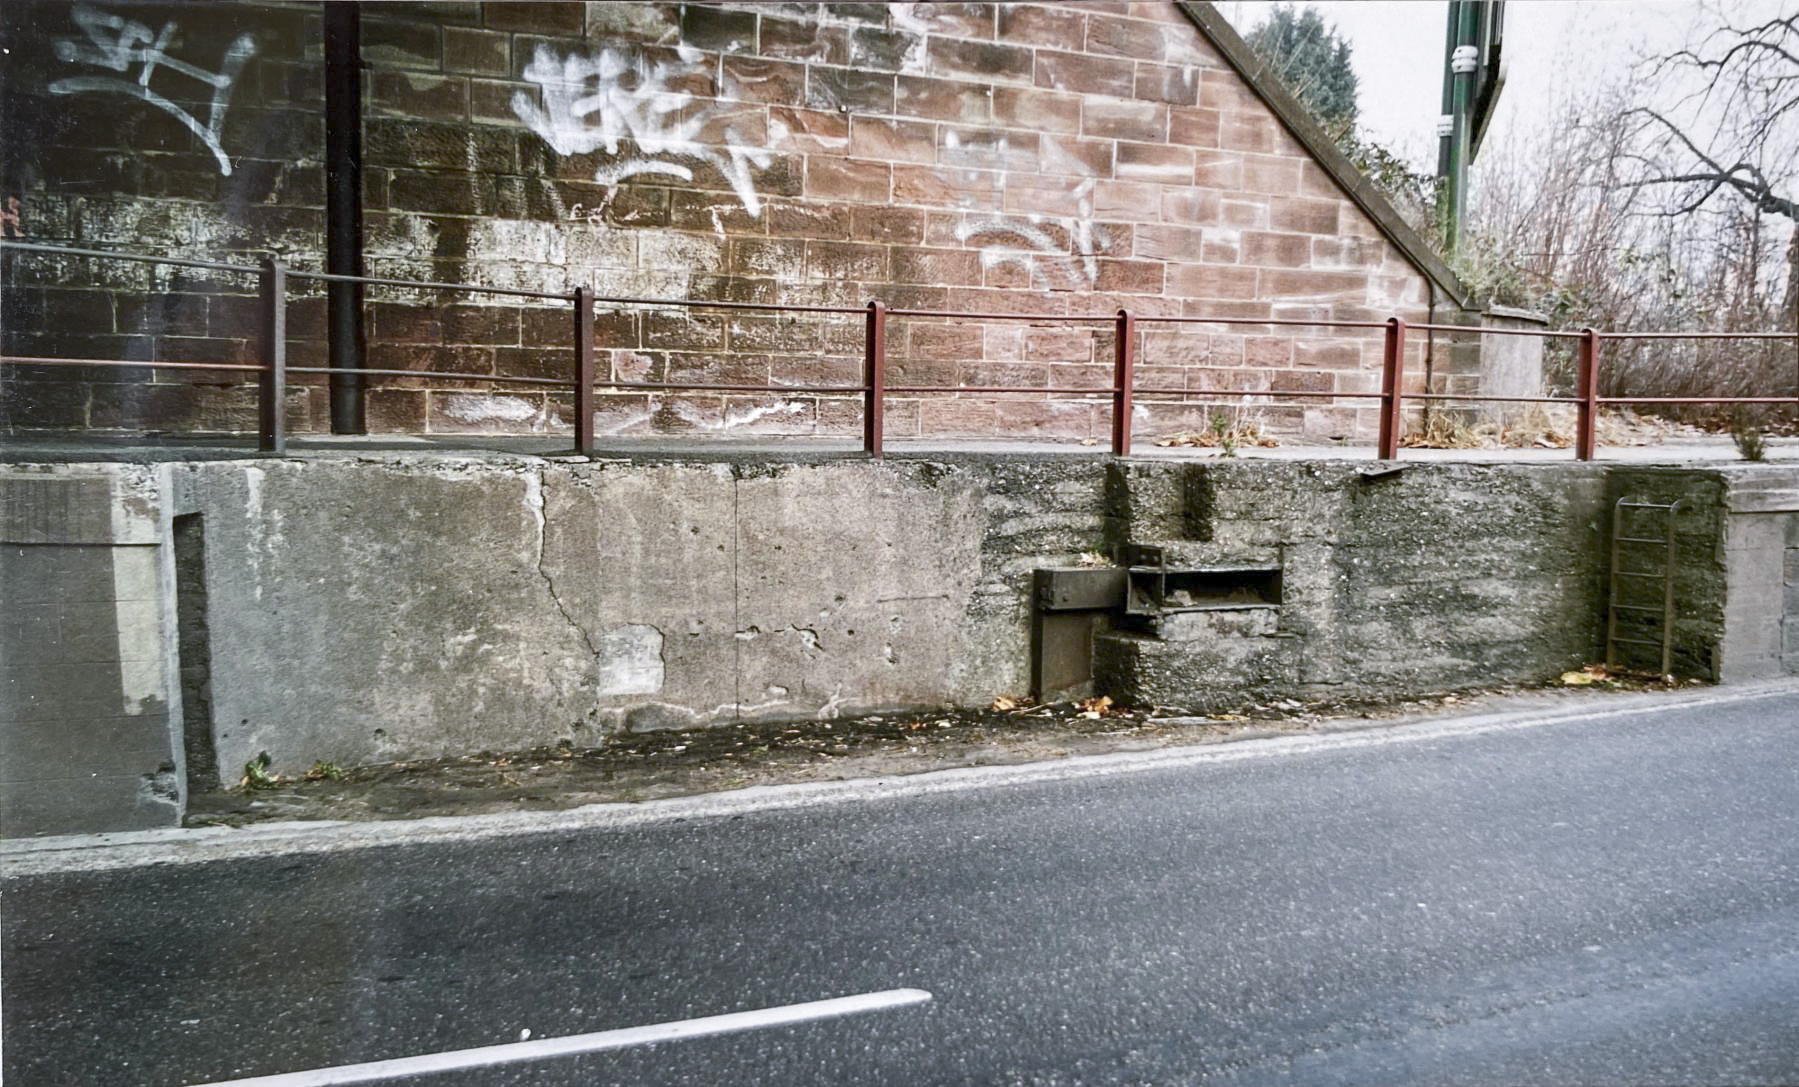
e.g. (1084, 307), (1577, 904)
(6, 689), (1799, 1086)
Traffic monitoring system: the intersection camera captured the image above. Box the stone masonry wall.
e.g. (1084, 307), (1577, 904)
(1094, 460), (1612, 709)
(0, 1), (327, 434)
(2, 2), (1441, 444)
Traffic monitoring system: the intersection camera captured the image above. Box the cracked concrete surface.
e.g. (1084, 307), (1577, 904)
(159, 457), (990, 781)
(20, 451), (1686, 800)
(524, 468), (601, 659)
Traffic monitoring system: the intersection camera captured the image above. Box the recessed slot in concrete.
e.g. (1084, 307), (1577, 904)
(1157, 568), (1282, 611)
(173, 513), (219, 792)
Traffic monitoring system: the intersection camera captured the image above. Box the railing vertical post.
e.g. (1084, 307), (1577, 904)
(863, 300), (886, 459)
(573, 285), (596, 456)
(258, 256), (287, 455)
(1112, 308), (1135, 456)
(1576, 327), (1601, 461)
(1377, 316), (1406, 459)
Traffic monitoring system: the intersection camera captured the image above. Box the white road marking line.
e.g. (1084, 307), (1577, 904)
(187, 988), (933, 1087)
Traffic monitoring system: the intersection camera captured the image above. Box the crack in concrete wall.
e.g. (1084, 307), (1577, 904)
(733, 624), (824, 653)
(524, 467), (601, 659)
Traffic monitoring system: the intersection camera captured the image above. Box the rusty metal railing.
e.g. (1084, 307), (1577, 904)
(2, 239), (1793, 461)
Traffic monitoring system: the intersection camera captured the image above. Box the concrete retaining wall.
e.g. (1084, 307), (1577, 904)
(1609, 465), (1799, 683)
(10, 452), (1797, 837)
(1096, 460), (1610, 709)
(1, 464), (185, 835)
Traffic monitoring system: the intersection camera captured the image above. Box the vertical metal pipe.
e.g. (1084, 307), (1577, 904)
(1605, 497), (1622, 672)
(863, 300), (885, 459)
(258, 257), (287, 454)
(573, 287), (596, 456)
(1576, 328), (1601, 461)
(1111, 308), (1135, 456)
(1378, 316), (1406, 459)
(1661, 503), (1679, 676)
(325, 2), (366, 433)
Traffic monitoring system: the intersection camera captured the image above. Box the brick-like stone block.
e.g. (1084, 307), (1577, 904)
(992, 85), (1082, 133)
(808, 65), (897, 114)
(443, 26), (509, 74)
(722, 55), (807, 106)
(1083, 98), (1167, 142)
(890, 247), (984, 286)
(847, 26), (918, 72)
(807, 157), (893, 203)
(849, 117), (938, 165)
(903, 2), (997, 39)
(1242, 231), (1311, 268)
(852, 206), (927, 244)
(997, 3), (1088, 48)
(760, 15), (850, 64)
(929, 38), (1033, 84)
(1035, 49), (1135, 99)
(679, 4), (757, 51)
(806, 240), (888, 281)
(1136, 63), (1201, 106)
(1086, 13), (1167, 60)
(896, 74), (993, 124)
(1270, 196), (1341, 235)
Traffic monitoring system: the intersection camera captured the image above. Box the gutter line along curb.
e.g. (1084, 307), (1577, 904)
(7, 681), (1798, 876)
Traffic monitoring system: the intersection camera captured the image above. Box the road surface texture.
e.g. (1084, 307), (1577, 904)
(5, 687), (1799, 1086)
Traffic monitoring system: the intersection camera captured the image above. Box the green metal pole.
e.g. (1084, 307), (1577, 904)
(1442, 0), (1481, 258)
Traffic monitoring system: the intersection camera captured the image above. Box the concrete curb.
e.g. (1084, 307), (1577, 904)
(6, 681), (1797, 877)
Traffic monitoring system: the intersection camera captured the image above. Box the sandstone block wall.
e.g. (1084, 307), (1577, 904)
(2, 2), (1448, 444)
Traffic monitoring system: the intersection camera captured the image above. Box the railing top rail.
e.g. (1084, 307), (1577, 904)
(1408, 322), (1589, 339)
(0, 239), (258, 275)
(886, 308), (1119, 321)
(0, 355), (268, 372)
(591, 294), (864, 315)
(1601, 330), (1794, 341)
(1138, 315), (1390, 329)
(287, 269), (574, 301)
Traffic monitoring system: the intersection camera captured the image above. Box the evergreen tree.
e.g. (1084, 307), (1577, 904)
(1245, 4), (1359, 132)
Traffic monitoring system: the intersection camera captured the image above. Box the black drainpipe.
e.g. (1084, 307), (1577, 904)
(324, 2), (366, 433)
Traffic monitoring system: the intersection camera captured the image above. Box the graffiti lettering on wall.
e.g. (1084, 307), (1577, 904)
(955, 139), (1111, 289)
(48, 5), (256, 176)
(566, 203), (607, 226)
(0, 198), (22, 239)
(512, 44), (772, 218)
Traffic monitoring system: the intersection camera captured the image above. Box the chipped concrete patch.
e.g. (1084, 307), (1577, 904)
(595, 624), (664, 695)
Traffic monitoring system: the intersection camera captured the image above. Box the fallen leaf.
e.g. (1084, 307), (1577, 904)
(1560, 670), (1597, 685)
(991, 696), (1019, 712)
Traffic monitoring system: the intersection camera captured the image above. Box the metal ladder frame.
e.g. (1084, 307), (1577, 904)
(1605, 497), (1687, 675)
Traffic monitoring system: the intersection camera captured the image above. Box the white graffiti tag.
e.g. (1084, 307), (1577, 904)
(512, 44), (771, 217)
(507, 44), (773, 216)
(954, 139), (1109, 288)
(48, 5), (255, 177)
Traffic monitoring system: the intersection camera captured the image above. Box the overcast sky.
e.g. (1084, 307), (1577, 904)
(1215, 1), (1727, 169)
